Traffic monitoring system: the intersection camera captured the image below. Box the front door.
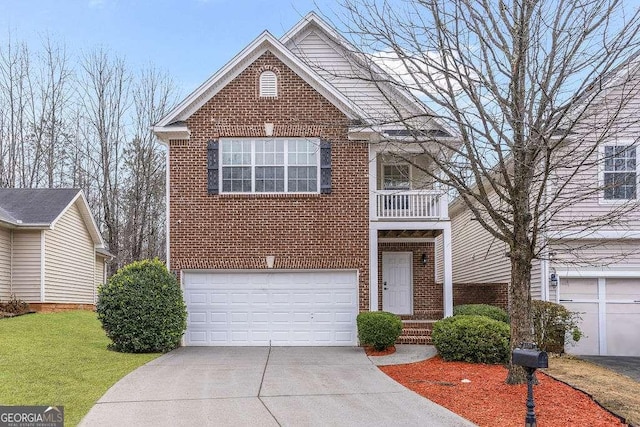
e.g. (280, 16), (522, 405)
(382, 252), (412, 315)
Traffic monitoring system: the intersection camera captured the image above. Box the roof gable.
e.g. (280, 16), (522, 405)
(0, 188), (105, 247)
(281, 12), (443, 129)
(153, 31), (367, 140)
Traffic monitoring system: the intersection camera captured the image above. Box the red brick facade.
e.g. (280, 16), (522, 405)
(169, 52), (371, 310)
(29, 303), (96, 313)
(377, 241), (443, 318)
(452, 283), (508, 310)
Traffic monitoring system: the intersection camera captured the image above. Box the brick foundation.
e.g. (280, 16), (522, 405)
(452, 283), (508, 310)
(28, 303), (96, 313)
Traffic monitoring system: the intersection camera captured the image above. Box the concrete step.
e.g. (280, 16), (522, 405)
(401, 320), (437, 329)
(396, 335), (432, 345)
(400, 328), (432, 337)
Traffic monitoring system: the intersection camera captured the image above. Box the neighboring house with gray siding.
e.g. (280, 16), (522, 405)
(446, 57), (640, 357)
(0, 189), (110, 310)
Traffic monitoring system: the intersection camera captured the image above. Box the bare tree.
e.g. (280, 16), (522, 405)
(121, 67), (176, 263)
(334, 0), (640, 382)
(78, 48), (130, 275)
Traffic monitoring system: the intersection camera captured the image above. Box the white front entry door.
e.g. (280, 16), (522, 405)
(382, 252), (412, 315)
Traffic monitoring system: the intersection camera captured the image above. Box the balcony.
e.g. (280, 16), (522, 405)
(374, 190), (448, 220)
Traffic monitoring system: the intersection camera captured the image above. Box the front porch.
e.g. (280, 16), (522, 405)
(372, 232), (446, 345)
(367, 143), (454, 340)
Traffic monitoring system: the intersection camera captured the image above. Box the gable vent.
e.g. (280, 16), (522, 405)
(259, 71), (277, 97)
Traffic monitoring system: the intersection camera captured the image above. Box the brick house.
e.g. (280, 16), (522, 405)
(153, 13), (460, 346)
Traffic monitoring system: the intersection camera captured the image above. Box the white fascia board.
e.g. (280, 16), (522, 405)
(155, 31), (364, 130)
(51, 190), (105, 247)
(152, 126), (190, 144)
(556, 267), (640, 278)
(550, 230), (640, 240)
(370, 220), (450, 231)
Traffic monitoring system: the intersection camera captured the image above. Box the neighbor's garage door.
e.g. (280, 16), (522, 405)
(560, 277), (640, 356)
(183, 270), (358, 346)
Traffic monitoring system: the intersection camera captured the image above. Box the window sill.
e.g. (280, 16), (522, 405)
(598, 198), (637, 204)
(216, 193), (324, 199)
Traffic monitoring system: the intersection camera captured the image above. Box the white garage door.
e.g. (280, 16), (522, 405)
(560, 277), (640, 356)
(183, 270), (358, 346)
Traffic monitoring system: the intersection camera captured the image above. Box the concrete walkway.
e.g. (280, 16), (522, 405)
(80, 347), (473, 427)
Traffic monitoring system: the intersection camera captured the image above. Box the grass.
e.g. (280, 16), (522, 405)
(0, 311), (161, 426)
(542, 355), (640, 426)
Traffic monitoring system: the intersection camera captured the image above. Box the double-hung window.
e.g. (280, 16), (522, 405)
(603, 145), (637, 201)
(221, 138), (320, 193)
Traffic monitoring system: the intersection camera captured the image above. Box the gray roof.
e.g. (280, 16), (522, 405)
(0, 188), (81, 225)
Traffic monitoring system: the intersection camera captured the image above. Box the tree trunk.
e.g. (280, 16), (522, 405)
(506, 246), (534, 384)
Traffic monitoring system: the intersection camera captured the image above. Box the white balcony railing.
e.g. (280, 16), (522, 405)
(374, 190), (448, 220)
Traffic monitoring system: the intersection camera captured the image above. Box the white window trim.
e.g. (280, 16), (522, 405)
(598, 140), (639, 205)
(220, 138), (321, 194)
(381, 161), (412, 190)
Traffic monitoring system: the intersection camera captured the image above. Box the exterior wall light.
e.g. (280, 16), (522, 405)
(421, 253), (428, 266)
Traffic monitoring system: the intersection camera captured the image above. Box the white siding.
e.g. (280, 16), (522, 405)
(0, 228), (11, 299)
(450, 202), (511, 285)
(548, 72), (640, 231)
(551, 240), (640, 267)
(95, 256), (106, 291)
(12, 231), (42, 302)
(44, 202), (95, 303)
(286, 28), (416, 124)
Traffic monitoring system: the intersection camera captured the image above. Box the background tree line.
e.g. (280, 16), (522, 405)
(0, 35), (178, 275)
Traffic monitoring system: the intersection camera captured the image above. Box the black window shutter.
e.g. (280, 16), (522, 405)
(207, 140), (219, 194)
(320, 139), (332, 194)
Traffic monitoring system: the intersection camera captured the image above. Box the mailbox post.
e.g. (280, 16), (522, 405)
(512, 344), (548, 427)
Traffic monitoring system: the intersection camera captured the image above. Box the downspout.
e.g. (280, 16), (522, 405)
(9, 230), (13, 294)
(40, 230), (46, 302)
(165, 143), (171, 271)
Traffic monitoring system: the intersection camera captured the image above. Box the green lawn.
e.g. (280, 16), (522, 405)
(0, 311), (161, 426)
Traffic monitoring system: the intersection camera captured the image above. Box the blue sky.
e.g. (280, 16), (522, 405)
(0, 0), (340, 94)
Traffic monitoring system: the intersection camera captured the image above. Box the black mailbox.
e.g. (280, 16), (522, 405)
(512, 348), (548, 369)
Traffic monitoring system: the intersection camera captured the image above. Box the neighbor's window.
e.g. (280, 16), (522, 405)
(259, 71), (277, 97)
(603, 145), (637, 200)
(221, 138), (319, 193)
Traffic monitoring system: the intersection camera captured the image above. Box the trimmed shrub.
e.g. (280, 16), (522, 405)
(432, 315), (510, 364)
(357, 311), (402, 351)
(453, 304), (509, 324)
(532, 300), (582, 354)
(97, 258), (187, 353)
(0, 294), (30, 314)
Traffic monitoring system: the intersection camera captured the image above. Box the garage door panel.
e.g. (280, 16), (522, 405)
(606, 303), (640, 356)
(562, 302), (599, 356)
(183, 271), (358, 346)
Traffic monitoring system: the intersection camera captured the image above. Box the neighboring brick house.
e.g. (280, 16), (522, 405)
(153, 13), (456, 346)
(446, 55), (640, 356)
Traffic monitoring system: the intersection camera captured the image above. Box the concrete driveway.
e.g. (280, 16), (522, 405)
(580, 356), (640, 382)
(80, 347), (473, 426)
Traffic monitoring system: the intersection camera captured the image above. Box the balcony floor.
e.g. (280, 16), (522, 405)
(378, 229), (441, 238)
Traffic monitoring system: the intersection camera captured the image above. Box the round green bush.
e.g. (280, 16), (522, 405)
(432, 315), (510, 364)
(97, 258), (187, 353)
(357, 311), (402, 351)
(453, 304), (509, 324)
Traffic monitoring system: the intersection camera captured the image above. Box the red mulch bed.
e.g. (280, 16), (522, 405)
(380, 356), (624, 427)
(364, 345), (396, 356)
